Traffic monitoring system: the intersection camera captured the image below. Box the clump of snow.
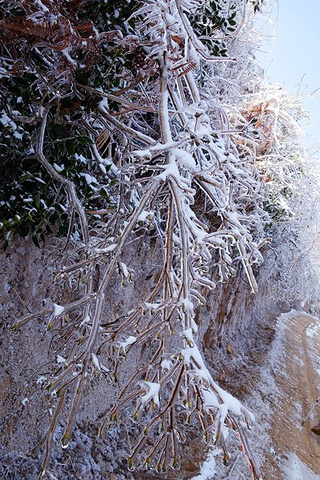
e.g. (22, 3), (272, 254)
(191, 449), (220, 480)
(306, 321), (320, 338)
(139, 381), (160, 407)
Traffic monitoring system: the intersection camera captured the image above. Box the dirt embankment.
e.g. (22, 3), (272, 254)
(251, 311), (320, 479)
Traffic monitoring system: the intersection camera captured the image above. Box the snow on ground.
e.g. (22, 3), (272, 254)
(283, 452), (320, 480)
(246, 310), (320, 479)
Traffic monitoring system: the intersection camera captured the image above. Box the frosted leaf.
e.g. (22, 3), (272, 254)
(92, 353), (100, 370)
(74, 153), (87, 163)
(80, 173), (98, 187)
(53, 163), (64, 172)
(119, 262), (129, 278)
(80, 315), (91, 327)
(100, 363), (110, 373)
(98, 163), (107, 174)
(93, 244), (117, 253)
(138, 210), (154, 222)
(144, 302), (162, 310)
(161, 359), (172, 370)
(119, 336), (136, 351)
(140, 381), (160, 407)
(0, 112), (17, 129)
(53, 303), (65, 316)
(57, 355), (66, 364)
(132, 149), (152, 160)
(36, 376), (47, 385)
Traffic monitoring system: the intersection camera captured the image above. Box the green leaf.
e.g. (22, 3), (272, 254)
(77, 135), (94, 145)
(32, 234), (40, 248)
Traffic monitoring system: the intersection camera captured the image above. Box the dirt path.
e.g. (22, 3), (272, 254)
(257, 311), (320, 479)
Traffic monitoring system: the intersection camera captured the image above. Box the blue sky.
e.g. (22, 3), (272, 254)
(258, 0), (320, 154)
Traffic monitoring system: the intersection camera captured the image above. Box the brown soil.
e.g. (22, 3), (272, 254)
(258, 311), (320, 479)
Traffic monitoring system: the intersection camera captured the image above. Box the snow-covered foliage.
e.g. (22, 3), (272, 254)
(1, 0), (309, 477)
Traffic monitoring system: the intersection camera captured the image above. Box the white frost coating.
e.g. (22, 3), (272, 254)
(138, 210), (154, 222)
(46, 471), (59, 480)
(182, 298), (194, 312)
(283, 452), (320, 480)
(53, 303), (65, 316)
(161, 359), (172, 370)
(201, 389), (220, 408)
(191, 448), (220, 480)
(80, 315), (91, 327)
(100, 363), (110, 373)
(158, 155), (180, 181)
(183, 203), (207, 243)
(173, 148), (198, 171)
(306, 321), (320, 338)
(144, 301), (162, 310)
(181, 343), (210, 381)
(34, 0), (50, 12)
(0, 112), (17, 130)
(53, 163), (64, 172)
(119, 335), (136, 351)
(181, 331), (250, 421)
(93, 244), (117, 253)
(62, 48), (77, 67)
(119, 262), (129, 278)
(132, 148), (151, 159)
(140, 381), (160, 407)
(81, 173), (98, 186)
(13, 131), (23, 140)
(74, 153), (87, 163)
(183, 328), (194, 342)
(160, 88), (172, 143)
(57, 355), (66, 364)
(92, 353), (100, 370)
(36, 376), (47, 385)
(98, 163), (107, 174)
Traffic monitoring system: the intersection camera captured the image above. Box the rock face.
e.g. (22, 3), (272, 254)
(0, 227), (319, 479)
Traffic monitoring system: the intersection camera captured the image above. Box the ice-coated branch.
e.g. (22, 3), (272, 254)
(10, 0), (295, 477)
